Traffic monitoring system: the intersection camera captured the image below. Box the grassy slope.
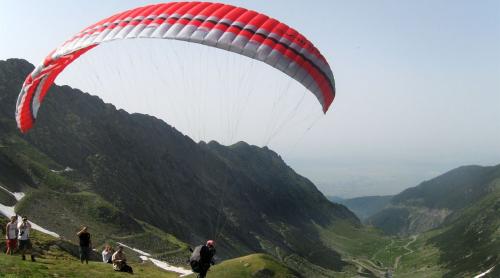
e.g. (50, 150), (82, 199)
(427, 180), (500, 278)
(1, 216), (299, 278)
(0, 217), (170, 277)
(2, 132), (497, 278)
(0, 253), (177, 278)
(0, 251), (302, 278)
(0, 134), (190, 263)
(315, 220), (449, 277)
(196, 253), (300, 278)
(393, 230), (445, 278)
(395, 180), (500, 278)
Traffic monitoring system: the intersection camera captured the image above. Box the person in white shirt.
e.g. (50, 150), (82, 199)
(18, 216), (35, 261)
(5, 215), (18, 255)
(102, 244), (113, 263)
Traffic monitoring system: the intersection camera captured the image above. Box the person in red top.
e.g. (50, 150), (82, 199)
(5, 215), (18, 255)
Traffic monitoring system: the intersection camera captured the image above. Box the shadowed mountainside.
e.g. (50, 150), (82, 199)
(0, 58), (358, 276)
(328, 195), (392, 221)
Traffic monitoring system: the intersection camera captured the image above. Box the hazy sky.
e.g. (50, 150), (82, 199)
(1, 0), (499, 198)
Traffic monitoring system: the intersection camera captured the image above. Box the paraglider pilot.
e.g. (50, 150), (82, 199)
(190, 240), (216, 278)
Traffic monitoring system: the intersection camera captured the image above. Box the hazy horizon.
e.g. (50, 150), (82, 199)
(1, 0), (499, 198)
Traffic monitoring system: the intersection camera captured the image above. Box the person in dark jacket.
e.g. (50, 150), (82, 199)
(76, 226), (92, 264)
(190, 240), (216, 278)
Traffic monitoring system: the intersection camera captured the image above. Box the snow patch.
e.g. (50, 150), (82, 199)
(0, 189), (60, 238)
(473, 266), (495, 278)
(122, 244), (192, 276)
(12, 192), (25, 201)
(1, 186), (190, 276)
(0, 203), (16, 219)
(0, 204), (60, 238)
(149, 258), (193, 276)
(28, 219), (60, 238)
(0, 185), (25, 201)
(50, 167), (74, 174)
(117, 242), (152, 256)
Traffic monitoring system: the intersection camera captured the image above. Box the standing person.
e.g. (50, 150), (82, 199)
(190, 240), (216, 278)
(112, 246), (133, 274)
(102, 244), (113, 263)
(5, 215), (18, 255)
(18, 216), (34, 261)
(76, 226), (91, 264)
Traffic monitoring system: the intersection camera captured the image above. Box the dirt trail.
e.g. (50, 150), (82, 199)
(350, 236), (419, 277)
(371, 239), (394, 261)
(393, 235), (418, 270)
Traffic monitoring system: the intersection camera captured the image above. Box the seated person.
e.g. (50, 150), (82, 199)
(102, 245), (113, 263)
(112, 246), (133, 274)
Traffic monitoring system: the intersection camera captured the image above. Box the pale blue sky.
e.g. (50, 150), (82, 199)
(1, 0), (499, 197)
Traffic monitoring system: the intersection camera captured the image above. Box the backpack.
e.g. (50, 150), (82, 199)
(189, 245), (203, 273)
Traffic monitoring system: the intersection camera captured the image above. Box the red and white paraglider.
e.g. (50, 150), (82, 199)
(15, 2), (335, 133)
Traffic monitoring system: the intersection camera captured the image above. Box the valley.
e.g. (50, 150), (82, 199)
(0, 59), (498, 277)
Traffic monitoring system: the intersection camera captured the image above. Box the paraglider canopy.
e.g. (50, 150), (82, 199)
(15, 2), (335, 133)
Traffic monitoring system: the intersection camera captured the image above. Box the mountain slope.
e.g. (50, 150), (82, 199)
(0, 216), (297, 278)
(428, 180), (500, 277)
(368, 164), (500, 235)
(329, 195), (393, 221)
(364, 164), (500, 277)
(0, 58), (359, 276)
(394, 182), (499, 278)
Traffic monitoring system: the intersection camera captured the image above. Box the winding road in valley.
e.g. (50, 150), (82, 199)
(350, 235), (419, 277)
(394, 235), (418, 270)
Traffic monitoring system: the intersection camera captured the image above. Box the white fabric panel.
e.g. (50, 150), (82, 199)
(138, 23), (159, 38)
(31, 75), (48, 118)
(255, 43), (273, 63)
(190, 28), (210, 43)
(264, 48), (282, 67)
(216, 31), (237, 51)
(284, 60), (302, 80)
(163, 23), (185, 39)
(126, 23), (148, 39)
(229, 35), (249, 54)
(177, 24), (198, 42)
(93, 28), (114, 44)
(203, 29), (223, 47)
(151, 23), (172, 38)
(102, 25), (124, 42)
(116, 24), (136, 39)
(240, 40), (260, 59)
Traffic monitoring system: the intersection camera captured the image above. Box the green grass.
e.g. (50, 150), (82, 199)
(0, 252), (178, 278)
(315, 220), (392, 259)
(0, 216), (180, 278)
(427, 181), (500, 278)
(195, 253), (300, 278)
(1, 217), (298, 278)
(0, 134), (61, 171)
(14, 189), (189, 265)
(390, 230), (446, 277)
(313, 220), (449, 277)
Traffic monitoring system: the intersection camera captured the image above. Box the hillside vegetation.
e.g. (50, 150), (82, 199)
(368, 164), (500, 236)
(0, 59), (359, 276)
(1, 58), (498, 277)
